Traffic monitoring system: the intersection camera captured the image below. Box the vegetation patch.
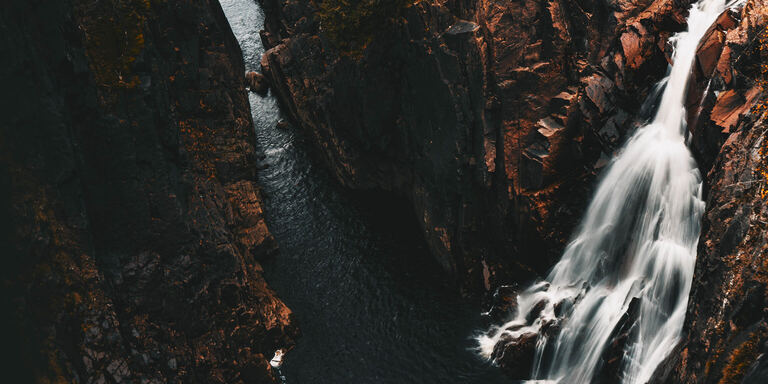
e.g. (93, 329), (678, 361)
(315, 0), (417, 57)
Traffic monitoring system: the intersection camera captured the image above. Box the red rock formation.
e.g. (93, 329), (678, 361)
(258, 0), (693, 294)
(685, 3), (768, 170)
(0, 0), (296, 382)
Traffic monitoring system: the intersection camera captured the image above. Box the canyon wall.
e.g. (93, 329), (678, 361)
(2, 0), (766, 381)
(262, 0), (768, 380)
(651, 1), (768, 383)
(0, 0), (296, 382)
(258, 0), (694, 293)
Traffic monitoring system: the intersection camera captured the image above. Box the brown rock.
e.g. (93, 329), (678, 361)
(715, 45), (734, 85)
(709, 87), (761, 133)
(584, 74), (615, 115)
(714, 9), (739, 30)
(484, 285), (520, 322)
(696, 29), (725, 78)
(621, 31), (644, 70)
(246, 71), (270, 95)
(493, 332), (538, 379)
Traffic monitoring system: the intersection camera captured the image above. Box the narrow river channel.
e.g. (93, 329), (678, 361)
(220, 1), (510, 383)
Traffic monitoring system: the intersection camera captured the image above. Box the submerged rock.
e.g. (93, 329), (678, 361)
(492, 332), (538, 379)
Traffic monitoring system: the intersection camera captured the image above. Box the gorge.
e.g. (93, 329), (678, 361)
(220, 0), (508, 382)
(477, 0), (729, 382)
(1, 0), (768, 383)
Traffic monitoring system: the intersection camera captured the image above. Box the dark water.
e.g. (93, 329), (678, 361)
(221, 1), (510, 383)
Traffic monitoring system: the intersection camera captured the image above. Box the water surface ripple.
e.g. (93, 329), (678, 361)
(220, 1), (508, 383)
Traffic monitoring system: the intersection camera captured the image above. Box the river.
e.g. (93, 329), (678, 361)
(220, 1), (509, 383)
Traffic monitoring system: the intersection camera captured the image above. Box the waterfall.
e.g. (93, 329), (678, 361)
(477, 0), (740, 382)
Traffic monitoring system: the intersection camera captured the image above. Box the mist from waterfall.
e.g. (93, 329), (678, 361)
(477, 0), (741, 382)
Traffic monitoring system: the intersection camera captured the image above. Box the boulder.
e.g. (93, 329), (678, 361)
(245, 71), (270, 95)
(492, 332), (539, 379)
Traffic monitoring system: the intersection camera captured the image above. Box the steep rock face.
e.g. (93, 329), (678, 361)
(0, 0), (296, 383)
(651, 1), (768, 383)
(258, 0), (692, 293)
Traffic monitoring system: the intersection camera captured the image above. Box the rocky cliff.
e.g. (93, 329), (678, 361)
(260, 0), (768, 380)
(0, 0), (296, 382)
(258, 0), (695, 293)
(650, 1), (768, 383)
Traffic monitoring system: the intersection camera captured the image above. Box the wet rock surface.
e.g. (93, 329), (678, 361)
(650, 1), (768, 383)
(257, 0), (694, 296)
(595, 297), (641, 384)
(483, 285), (520, 323)
(492, 331), (538, 379)
(0, 0), (296, 382)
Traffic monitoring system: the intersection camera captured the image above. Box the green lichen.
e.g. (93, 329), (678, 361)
(315, 0), (416, 57)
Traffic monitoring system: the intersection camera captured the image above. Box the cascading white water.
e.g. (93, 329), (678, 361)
(477, 0), (741, 382)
